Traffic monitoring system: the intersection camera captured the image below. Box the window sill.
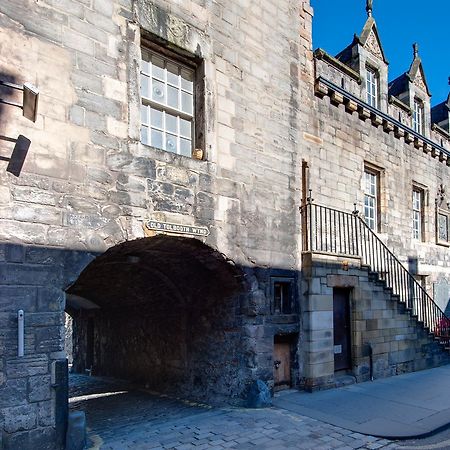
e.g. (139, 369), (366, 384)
(140, 142), (206, 163)
(267, 314), (299, 325)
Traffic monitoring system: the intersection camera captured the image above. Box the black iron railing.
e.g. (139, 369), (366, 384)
(301, 201), (450, 346)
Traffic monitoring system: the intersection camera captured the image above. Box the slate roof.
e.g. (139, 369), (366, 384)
(388, 73), (408, 97)
(431, 94), (450, 125)
(335, 40), (355, 65)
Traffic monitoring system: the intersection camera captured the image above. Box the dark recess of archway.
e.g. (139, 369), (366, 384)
(66, 235), (248, 404)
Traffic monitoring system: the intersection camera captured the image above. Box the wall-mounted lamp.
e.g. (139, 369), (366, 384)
(0, 135), (31, 176)
(0, 80), (39, 122)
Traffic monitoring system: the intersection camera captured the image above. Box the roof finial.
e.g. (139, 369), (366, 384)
(413, 43), (419, 58)
(366, 0), (373, 17)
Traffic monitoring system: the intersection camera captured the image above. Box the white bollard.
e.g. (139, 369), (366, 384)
(18, 309), (24, 357)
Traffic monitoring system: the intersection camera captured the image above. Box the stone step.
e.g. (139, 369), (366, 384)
(334, 374), (357, 388)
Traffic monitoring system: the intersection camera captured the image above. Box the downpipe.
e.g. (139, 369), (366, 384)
(368, 343), (374, 381)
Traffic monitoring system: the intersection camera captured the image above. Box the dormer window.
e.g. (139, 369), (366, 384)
(366, 67), (378, 108)
(413, 98), (424, 134)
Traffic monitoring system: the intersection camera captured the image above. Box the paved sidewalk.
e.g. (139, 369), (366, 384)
(70, 375), (398, 449)
(273, 365), (450, 439)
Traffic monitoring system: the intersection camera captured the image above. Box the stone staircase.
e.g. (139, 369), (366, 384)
(367, 268), (450, 355)
(302, 201), (450, 356)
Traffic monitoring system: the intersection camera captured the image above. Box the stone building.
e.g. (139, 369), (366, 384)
(0, 0), (448, 448)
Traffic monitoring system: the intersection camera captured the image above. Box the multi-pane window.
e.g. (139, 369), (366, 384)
(413, 99), (424, 134)
(412, 189), (423, 240)
(366, 67), (378, 108)
(364, 169), (378, 231)
(140, 49), (194, 157)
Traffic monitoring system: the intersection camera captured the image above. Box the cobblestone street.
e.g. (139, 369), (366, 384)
(69, 375), (400, 450)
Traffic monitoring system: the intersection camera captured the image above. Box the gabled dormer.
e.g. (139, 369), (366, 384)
(432, 93), (450, 134)
(388, 44), (432, 137)
(335, 0), (389, 112)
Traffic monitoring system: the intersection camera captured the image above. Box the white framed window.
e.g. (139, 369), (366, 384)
(413, 99), (424, 134)
(364, 169), (379, 231)
(412, 189), (423, 240)
(140, 49), (194, 157)
(366, 67), (378, 108)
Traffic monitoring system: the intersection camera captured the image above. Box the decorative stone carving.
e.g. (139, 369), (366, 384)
(436, 184), (448, 208)
(436, 184), (450, 245)
(414, 70), (427, 93)
(137, 0), (190, 49)
(365, 29), (383, 60)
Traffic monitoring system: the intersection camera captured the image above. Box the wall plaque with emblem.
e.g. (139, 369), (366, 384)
(144, 220), (210, 237)
(436, 184), (450, 246)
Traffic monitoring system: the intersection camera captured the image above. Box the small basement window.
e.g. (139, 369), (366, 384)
(271, 278), (295, 314)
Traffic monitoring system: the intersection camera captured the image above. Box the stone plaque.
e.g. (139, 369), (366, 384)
(434, 280), (450, 314)
(438, 212), (449, 242)
(145, 220), (210, 237)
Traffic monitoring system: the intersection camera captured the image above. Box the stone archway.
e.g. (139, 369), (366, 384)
(65, 235), (248, 403)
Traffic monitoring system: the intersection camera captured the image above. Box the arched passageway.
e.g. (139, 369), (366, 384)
(65, 235), (247, 403)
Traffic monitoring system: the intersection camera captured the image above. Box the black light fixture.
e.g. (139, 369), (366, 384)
(0, 135), (31, 177)
(0, 78), (38, 176)
(0, 80), (39, 122)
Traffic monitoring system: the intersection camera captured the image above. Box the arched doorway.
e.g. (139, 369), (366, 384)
(65, 235), (247, 403)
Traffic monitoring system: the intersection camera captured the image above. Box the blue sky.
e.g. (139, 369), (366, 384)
(311, 0), (450, 106)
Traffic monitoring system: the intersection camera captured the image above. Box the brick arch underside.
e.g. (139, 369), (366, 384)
(66, 235), (247, 404)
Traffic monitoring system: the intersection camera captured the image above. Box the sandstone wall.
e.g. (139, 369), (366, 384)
(302, 58), (450, 302)
(0, 1), (312, 447)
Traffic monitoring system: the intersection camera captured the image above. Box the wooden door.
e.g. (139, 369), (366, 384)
(333, 288), (351, 371)
(274, 341), (291, 390)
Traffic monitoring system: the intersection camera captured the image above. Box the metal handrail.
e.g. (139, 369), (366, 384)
(301, 201), (450, 345)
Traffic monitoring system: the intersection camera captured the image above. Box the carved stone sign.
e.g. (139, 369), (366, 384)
(434, 280), (450, 314)
(145, 220), (210, 237)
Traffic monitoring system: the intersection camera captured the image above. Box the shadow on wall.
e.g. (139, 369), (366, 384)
(0, 236), (301, 409)
(0, 71), (31, 177)
(0, 241), (99, 450)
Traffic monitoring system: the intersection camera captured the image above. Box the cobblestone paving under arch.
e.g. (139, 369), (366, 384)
(69, 375), (400, 450)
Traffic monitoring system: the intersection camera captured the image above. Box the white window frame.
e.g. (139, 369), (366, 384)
(413, 99), (424, 134)
(412, 189), (423, 240)
(366, 67), (378, 109)
(364, 169), (379, 231)
(140, 48), (195, 157)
